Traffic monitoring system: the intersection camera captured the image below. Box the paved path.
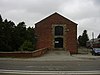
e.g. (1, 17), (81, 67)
(1, 51), (100, 61)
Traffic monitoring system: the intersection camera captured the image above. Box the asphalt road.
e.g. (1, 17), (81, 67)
(0, 59), (100, 71)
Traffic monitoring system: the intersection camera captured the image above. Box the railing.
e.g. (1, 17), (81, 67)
(32, 47), (49, 57)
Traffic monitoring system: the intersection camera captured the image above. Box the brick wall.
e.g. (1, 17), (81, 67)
(35, 13), (78, 54)
(0, 48), (49, 58)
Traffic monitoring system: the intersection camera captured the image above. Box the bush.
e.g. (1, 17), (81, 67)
(19, 40), (35, 51)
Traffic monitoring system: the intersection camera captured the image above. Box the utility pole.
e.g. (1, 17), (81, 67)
(92, 32), (94, 48)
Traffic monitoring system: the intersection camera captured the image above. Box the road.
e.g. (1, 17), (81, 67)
(0, 59), (100, 71)
(0, 58), (100, 75)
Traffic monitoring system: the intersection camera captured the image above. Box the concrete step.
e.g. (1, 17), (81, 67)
(45, 50), (70, 56)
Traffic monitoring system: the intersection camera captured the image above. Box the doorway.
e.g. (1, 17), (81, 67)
(54, 37), (63, 48)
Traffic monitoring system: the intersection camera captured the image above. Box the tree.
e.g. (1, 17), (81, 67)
(26, 27), (36, 44)
(82, 30), (89, 46)
(0, 14), (3, 22)
(0, 14), (3, 34)
(13, 22), (27, 51)
(78, 30), (89, 47)
(78, 35), (82, 46)
(97, 34), (100, 38)
(12, 22), (36, 51)
(0, 19), (16, 51)
(0, 14), (37, 52)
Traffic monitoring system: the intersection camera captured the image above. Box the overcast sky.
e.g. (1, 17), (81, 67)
(0, 0), (100, 39)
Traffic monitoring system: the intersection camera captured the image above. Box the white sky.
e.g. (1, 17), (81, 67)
(0, 0), (100, 39)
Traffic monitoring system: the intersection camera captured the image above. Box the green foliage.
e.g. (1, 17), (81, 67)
(0, 14), (36, 52)
(78, 30), (89, 47)
(19, 40), (35, 51)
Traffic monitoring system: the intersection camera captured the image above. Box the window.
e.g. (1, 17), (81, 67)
(55, 26), (63, 36)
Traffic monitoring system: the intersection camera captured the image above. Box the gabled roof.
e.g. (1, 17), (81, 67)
(35, 12), (77, 25)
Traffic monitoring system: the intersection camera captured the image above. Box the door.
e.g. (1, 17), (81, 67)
(54, 37), (63, 48)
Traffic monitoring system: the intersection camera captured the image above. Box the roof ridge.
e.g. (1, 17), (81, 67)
(35, 12), (77, 25)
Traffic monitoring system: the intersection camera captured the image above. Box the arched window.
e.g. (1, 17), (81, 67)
(55, 26), (63, 36)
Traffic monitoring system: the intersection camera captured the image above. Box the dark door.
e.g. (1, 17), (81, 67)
(54, 37), (63, 48)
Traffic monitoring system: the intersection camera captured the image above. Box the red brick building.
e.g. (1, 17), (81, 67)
(35, 12), (78, 54)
